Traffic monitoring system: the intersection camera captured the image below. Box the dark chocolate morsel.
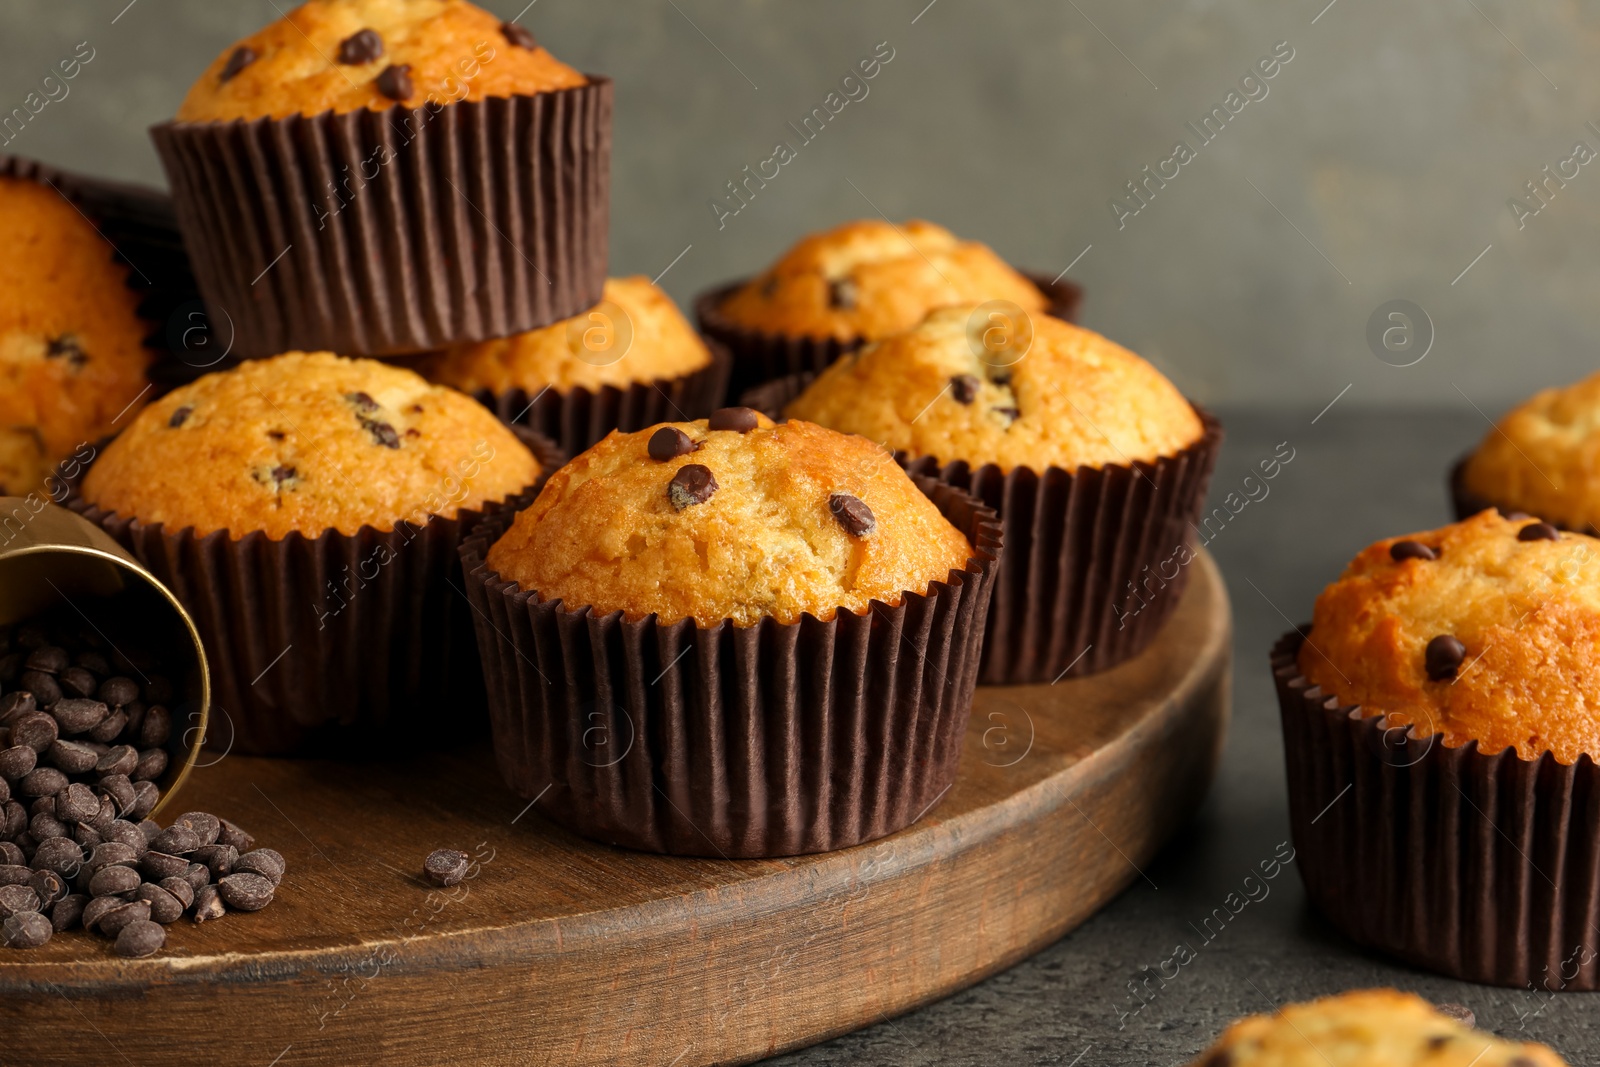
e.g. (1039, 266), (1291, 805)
(829, 493), (876, 538)
(345, 392), (379, 415)
(950, 375), (980, 404)
(424, 848), (469, 887)
(500, 20), (539, 50)
(992, 406), (1021, 424)
(362, 419), (401, 449)
(1389, 540), (1438, 562)
(375, 63), (414, 102)
(1517, 521), (1559, 542)
(336, 28), (384, 65)
(1425, 634), (1467, 681)
(707, 407), (760, 433)
(220, 46), (257, 83)
(667, 464), (718, 510)
(648, 427), (698, 462)
(168, 406), (192, 428)
(1434, 1003), (1475, 1028)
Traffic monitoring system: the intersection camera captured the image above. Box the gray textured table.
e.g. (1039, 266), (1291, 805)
(771, 407), (1600, 1067)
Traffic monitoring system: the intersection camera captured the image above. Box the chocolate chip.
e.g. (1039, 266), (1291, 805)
(667, 464), (718, 510)
(990, 372), (1012, 387)
(2, 911), (50, 949)
(423, 848), (469, 887)
(24, 646), (67, 674)
(375, 63), (414, 102)
(50, 893), (86, 932)
(216, 819), (255, 853)
(1518, 521), (1559, 542)
(220, 46), (257, 83)
(1434, 1003), (1474, 1027)
(136, 882), (184, 924)
(96, 775), (136, 817)
(101, 821), (145, 855)
(28, 869), (65, 908)
(132, 748), (168, 782)
(336, 27), (384, 65)
(362, 419), (401, 449)
(218, 872), (275, 911)
(270, 465), (298, 488)
(1390, 540), (1438, 562)
(114, 918), (164, 957)
(19, 672), (60, 707)
(86, 709), (126, 745)
(168, 406), (192, 429)
(192, 884), (225, 924)
(0, 883), (39, 919)
(45, 335), (86, 370)
(88, 865), (140, 897)
(85, 842), (138, 874)
(138, 705), (171, 748)
(51, 698), (107, 734)
(828, 493), (876, 538)
(0, 865), (28, 887)
(194, 843), (237, 877)
(28, 810), (66, 841)
(58, 667), (98, 699)
(18, 767), (66, 798)
(149, 826), (200, 856)
(233, 848), (285, 887)
(95, 745), (137, 778)
(0, 747), (36, 781)
(138, 851), (187, 882)
(648, 427), (699, 462)
(345, 392), (379, 414)
(992, 406), (1021, 424)
(0, 691), (34, 725)
(174, 812), (220, 847)
(158, 876), (194, 911)
(74, 651), (110, 675)
(127, 781), (160, 821)
(708, 407), (760, 433)
(184, 862), (211, 895)
(10, 712), (57, 753)
(1425, 635), (1467, 681)
(96, 676), (138, 708)
(827, 278), (858, 310)
(80, 895), (125, 935)
(501, 20), (539, 49)
(950, 374), (980, 404)
(55, 783), (99, 824)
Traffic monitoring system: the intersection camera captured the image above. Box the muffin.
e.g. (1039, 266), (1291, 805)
(1455, 372), (1600, 532)
(461, 413), (1002, 856)
(153, 0), (610, 357)
(73, 352), (559, 754)
(1190, 990), (1567, 1066)
(697, 218), (1082, 400)
(759, 307), (1220, 682)
(0, 174), (151, 496)
(415, 276), (729, 457)
(1275, 510), (1600, 987)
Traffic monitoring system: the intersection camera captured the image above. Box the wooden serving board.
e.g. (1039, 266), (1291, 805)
(0, 551), (1232, 1067)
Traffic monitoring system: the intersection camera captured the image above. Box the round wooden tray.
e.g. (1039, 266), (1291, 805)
(0, 551), (1231, 1067)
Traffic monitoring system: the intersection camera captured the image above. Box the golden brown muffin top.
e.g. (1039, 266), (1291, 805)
(82, 351), (539, 539)
(0, 177), (150, 496)
(717, 219), (1046, 342)
(1190, 990), (1567, 1066)
(415, 277), (713, 395)
(1461, 371), (1600, 532)
(485, 414), (974, 628)
(1299, 509), (1600, 763)
(176, 0), (586, 122)
(784, 306), (1202, 473)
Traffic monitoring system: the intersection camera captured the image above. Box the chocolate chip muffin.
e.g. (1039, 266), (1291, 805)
(1298, 509), (1600, 764)
(784, 307), (1203, 472)
(416, 276), (713, 395)
(0, 175), (150, 496)
(1457, 372), (1600, 532)
(714, 219), (1047, 343)
(486, 412), (972, 627)
(176, 0), (586, 122)
(81, 351), (539, 539)
(1189, 991), (1566, 1066)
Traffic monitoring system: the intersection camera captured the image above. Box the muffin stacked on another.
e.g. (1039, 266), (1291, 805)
(415, 276), (727, 457)
(1275, 510), (1600, 988)
(0, 175), (151, 496)
(76, 352), (554, 754)
(1189, 990), (1567, 1066)
(1456, 371), (1600, 532)
(772, 306), (1218, 682)
(463, 412), (1001, 856)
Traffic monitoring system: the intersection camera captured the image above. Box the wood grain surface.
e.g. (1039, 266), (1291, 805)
(0, 551), (1232, 1067)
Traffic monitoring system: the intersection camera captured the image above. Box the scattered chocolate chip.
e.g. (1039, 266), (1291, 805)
(184, 862), (211, 895)
(50, 893), (86, 932)
(57, 667), (98, 699)
(0, 865), (28, 887)
(220, 45), (257, 83)
(375, 63), (414, 102)
(96, 900), (151, 939)
(0, 691), (34, 724)
(24, 646), (67, 674)
(28, 869), (65, 908)
(1434, 1003), (1474, 1027)
(0, 747), (36, 781)
(345, 392), (379, 415)
(18, 767), (66, 798)
(168, 406), (192, 429)
(1518, 522), (1559, 542)
(500, 20), (539, 49)
(97, 677), (139, 708)
(88, 864), (140, 898)
(992, 406), (1021, 425)
(94, 746), (137, 778)
(0, 883), (39, 919)
(19, 672), (60, 707)
(136, 883), (184, 925)
(827, 278), (858, 310)
(828, 493), (876, 538)
(174, 812), (220, 847)
(1425, 635), (1468, 681)
(149, 826), (200, 856)
(138, 851), (187, 882)
(233, 848), (285, 887)
(51, 698), (107, 735)
(423, 848), (469, 887)
(218, 872), (275, 912)
(194, 843), (237, 877)
(648, 427), (699, 462)
(708, 407), (760, 433)
(11, 712), (57, 752)
(132, 749), (168, 782)
(270, 465), (298, 488)
(216, 819), (255, 854)
(362, 419), (401, 449)
(86, 709), (127, 745)
(55, 783), (99, 824)
(192, 884), (225, 924)
(45, 335), (86, 370)
(667, 464), (718, 510)
(114, 918), (164, 957)
(47, 740), (98, 776)
(950, 374), (980, 404)
(990, 372), (1012, 387)
(2, 911), (51, 949)
(1390, 540), (1438, 561)
(336, 27), (384, 65)
(86, 842), (138, 874)
(158, 876), (194, 911)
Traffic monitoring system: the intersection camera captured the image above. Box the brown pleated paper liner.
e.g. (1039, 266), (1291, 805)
(696, 271), (1083, 405)
(744, 374), (1221, 683)
(460, 477), (1003, 858)
(149, 78), (612, 360)
(1, 154), (205, 384)
(471, 336), (733, 459)
(1273, 629), (1600, 989)
(1448, 453), (1599, 535)
(64, 429), (565, 757)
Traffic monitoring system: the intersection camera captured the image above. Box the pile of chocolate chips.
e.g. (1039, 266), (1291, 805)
(0, 617), (286, 957)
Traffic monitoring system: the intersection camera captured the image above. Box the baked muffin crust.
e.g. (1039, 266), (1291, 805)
(784, 306), (1202, 473)
(0, 177), (150, 496)
(1190, 990), (1566, 1066)
(416, 277), (712, 394)
(176, 0), (586, 122)
(82, 351), (539, 538)
(717, 219), (1046, 342)
(1461, 371), (1600, 531)
(1299, 509), (1600, 763)
(486, 415), (973, 627)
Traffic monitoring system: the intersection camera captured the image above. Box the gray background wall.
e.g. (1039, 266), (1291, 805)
(5, 0), (1597, 412)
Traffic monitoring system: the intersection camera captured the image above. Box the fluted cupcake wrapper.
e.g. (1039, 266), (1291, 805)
(460, 477), (1002, 858)
(150, 78), (612, 360)
(743, 374), (1221, 683)
(1447, 454), (1599, 536)
(63, 428), (565, 756)
(470, 337), (733, 459)
(1, 154), (204, 381)
(695, 271), (1083, 406)
(1274, 629), (1600, 989)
